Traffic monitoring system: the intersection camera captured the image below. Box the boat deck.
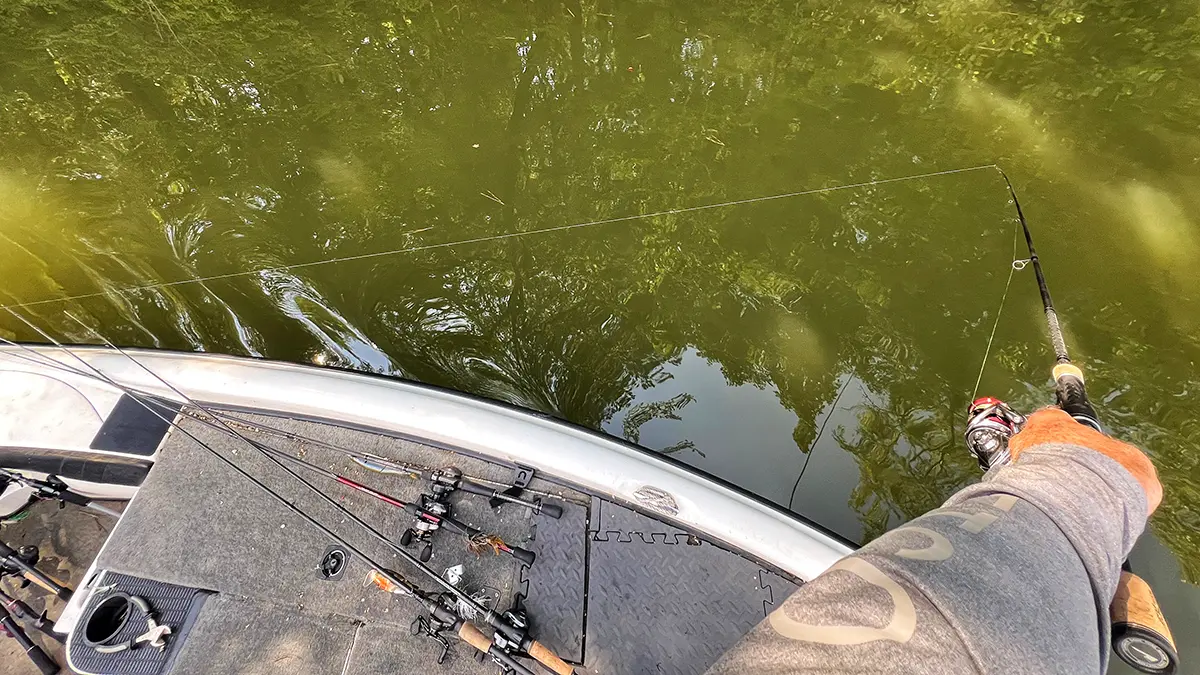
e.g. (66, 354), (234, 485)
(57, 404), (798, 675)
(0, 499), (118, 675)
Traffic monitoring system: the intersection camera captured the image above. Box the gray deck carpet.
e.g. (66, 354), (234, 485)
(91, 411), (584, 674)
(81, 408), (799, 675)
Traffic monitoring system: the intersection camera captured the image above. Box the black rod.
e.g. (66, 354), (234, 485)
(998, 169), (1070, 364)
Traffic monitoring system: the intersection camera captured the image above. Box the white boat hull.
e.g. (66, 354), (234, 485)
(0, 346), (851, 582)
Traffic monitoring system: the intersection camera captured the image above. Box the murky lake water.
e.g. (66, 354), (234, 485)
(2, 2), (1198, 666)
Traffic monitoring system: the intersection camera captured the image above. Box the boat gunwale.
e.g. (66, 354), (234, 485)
(1, 344), (855, 581)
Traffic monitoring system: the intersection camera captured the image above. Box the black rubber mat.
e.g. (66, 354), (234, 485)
(584, 502), (798, 675)
(67, 571), (209, 675)
(591, 496), (696, 544)
(518, 500), (588, 663)
(90, 395), (182, 456)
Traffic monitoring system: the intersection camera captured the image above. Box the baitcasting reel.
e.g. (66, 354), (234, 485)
(400, 494), (450, 562)
(0, 545), (40, 587)
(963, 397), (1027, 471)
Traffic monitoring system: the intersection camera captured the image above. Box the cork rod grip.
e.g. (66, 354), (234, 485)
(529, 640), (574, 675)
(457, 622), (493, 653)
(25, 571), (71, 599)
(1112, 571), (1175, 645)
(1111, 570), (1178, 673)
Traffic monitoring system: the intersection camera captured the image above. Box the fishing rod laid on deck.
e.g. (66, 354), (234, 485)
(256, 445), (537, 565)
(965, 172), (1178, 675)
(0, 326), (573, 675)
(0, 586), (62, 643)
(199, 412), (564, 519)
(0, 603), (58, 675)
(0, 540), (73, 601)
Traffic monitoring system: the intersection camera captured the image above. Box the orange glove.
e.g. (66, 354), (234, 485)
(1009, 407), (1162, 514)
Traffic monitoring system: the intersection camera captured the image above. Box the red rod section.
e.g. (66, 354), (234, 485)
(334, 476), (408, 509)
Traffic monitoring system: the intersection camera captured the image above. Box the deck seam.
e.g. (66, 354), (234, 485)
(339, 620), (364, 675)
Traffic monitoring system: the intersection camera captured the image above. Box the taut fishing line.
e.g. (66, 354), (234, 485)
(0, 164), (997, 311)
(970, 218), (1028, 401)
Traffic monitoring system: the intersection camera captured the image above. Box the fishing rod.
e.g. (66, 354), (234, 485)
(421, 466), (564, 519)
(203, 412), (564, 519)
(0, 344), (559, 526)
(0, 468), (122, 518)
(0, 331), (561, 675)
(249, 442), (537, 565)
(0, 540), (73, 601)
(0, 587), (63, 643)
(0, 332), (557, 675)
(353, 456), (564, 519)
(0, 323), (573, 675)
(1002, 173), (1101, 431)
(964, 172), (1178, 675)
(0, 604), (58, 675)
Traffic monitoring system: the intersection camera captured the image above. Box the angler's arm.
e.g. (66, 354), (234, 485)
(706, 409), (1156, 674)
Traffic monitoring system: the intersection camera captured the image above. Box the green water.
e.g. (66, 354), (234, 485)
(2, 1), (1198, 665)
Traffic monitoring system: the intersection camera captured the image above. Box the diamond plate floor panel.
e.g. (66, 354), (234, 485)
(584, 502), (797, 674)
(519, 500), (588, 662)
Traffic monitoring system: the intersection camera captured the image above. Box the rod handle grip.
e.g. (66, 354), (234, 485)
(25, 641), (59, 675)
(24, 570), (72, 601)
(457, 621), (493, 652)
(1, 614), (58, 675)
(1111, 570), (1178, 674)
(510, 545), (536, 566)
(458, 481), (495, 497)
(529, 640), (574, 675)
(537, 501), (563, 519)
(1053, 365), (1101, 430)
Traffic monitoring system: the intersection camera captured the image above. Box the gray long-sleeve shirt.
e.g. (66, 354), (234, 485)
(707, 442), (1148, 674)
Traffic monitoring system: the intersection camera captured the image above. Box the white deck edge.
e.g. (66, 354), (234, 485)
(5, 346), (852, 581)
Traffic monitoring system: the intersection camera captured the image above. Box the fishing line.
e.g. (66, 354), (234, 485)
(969, 218), (1028, 401)
(0, 164), (997, 311)
(787, 371), (854, 510)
